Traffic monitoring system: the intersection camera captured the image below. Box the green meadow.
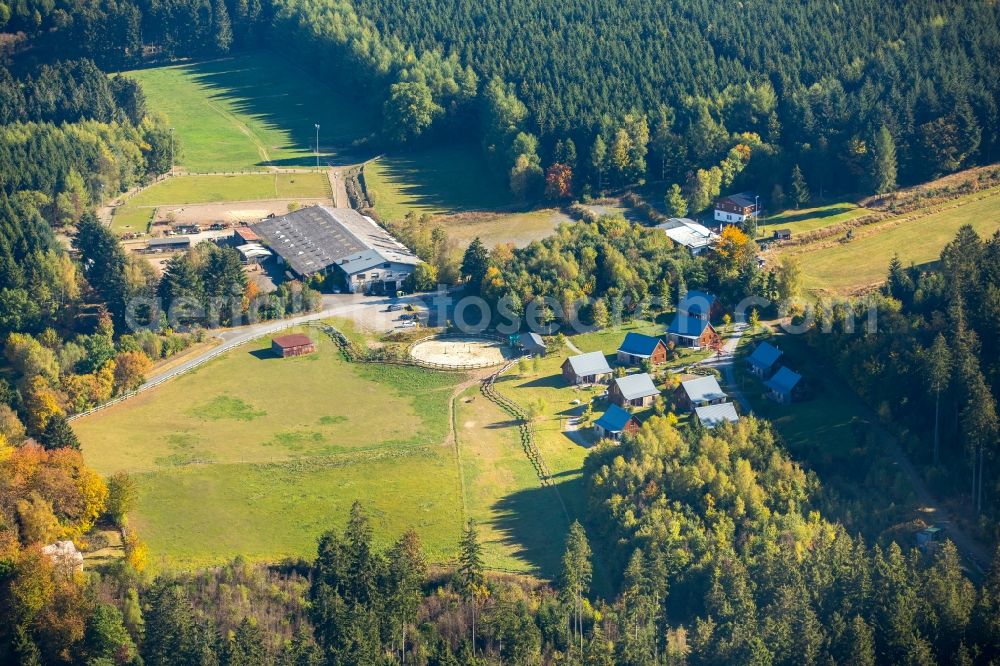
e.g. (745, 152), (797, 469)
(76, 327), (572, 576)
(125, 52), (376, 171)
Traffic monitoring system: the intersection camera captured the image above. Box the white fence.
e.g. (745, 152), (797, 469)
(67, 318), (315, 422)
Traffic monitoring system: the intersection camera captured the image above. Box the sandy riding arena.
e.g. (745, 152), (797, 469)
(409, 337), (514, 368)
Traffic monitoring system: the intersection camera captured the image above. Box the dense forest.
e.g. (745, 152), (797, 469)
(5, 421), (1000, 664)
(807, 226), (1000, 540)
(4, 0), (999, 205)
(285, 0), (1000, 201)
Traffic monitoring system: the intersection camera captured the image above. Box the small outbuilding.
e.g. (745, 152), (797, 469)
(609, 373), (660, 408)
(695, 402), (740, 429)
(746, 341), (782, 378)
(675, 375), (728, 411)
(666, 313), (720, 349)
(764, 366), (803, 404)
(518, 332), (547, 357)
(593, 404), (640, 441)
(237, 243), (272, 265)
(616, 332), (667, 366)
(271, 333), (316, 358)
(147, 236), (191, 253)
(773, 228), (792, 241)
(561, 351), (613, 385)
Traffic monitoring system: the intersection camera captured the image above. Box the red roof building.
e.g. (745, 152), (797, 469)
(271, 334), (316, 358)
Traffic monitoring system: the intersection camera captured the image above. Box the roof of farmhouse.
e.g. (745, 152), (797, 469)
(252, 206), (420, 276)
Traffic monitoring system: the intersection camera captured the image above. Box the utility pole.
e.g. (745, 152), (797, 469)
(315, 123), (320, 168)
(754, 194), (760, 238)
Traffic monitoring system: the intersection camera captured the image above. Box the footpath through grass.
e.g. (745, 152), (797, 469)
(126, 52), (376, 171)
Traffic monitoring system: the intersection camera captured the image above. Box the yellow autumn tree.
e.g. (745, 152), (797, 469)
(22, 376), (65, 433)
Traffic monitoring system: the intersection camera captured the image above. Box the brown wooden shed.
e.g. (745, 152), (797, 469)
(271, 333), (316, 358)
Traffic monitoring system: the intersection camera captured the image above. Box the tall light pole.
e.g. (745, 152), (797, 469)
(315, 124), (320, 169)
(169, 127), (174, 174)
(753, 194), (760, 238)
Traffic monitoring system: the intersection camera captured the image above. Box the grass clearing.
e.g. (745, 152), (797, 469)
(110, 205), (153, 234)
(126, 52), (376, 171)
(363, 144), (514, 221)
(126, 173), (331, 207)
(762, 201), (866, 235)
(780, 186), (1000, 292)
(440, 209), (572, 249)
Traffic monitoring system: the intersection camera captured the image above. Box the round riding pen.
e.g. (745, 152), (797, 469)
(408, 335), (516, 370)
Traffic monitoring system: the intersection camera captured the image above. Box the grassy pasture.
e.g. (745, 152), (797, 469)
(126, 173), (331, 207)
(125, 53), (375, 171)
(780, 186), (1000, 292)
(363, 145), (514, 221)
(762, 201), (866, 235)
(76, 326), (573, 575)
(440, 209), (572, 249)
(110, 205), (154, 234)
(112, 173), (330, 233)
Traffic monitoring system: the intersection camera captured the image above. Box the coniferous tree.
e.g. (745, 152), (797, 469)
(871, 125), (898, 196)
(791, 164), (809, 208)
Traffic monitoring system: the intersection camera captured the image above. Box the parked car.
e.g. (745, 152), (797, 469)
(398, 320), (418, 329)
(398, 313), (416, 320)
(387, 303), (405, 312)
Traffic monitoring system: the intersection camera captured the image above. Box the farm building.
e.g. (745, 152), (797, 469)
(593, 404), (640, 441)
(656, 218), (718, 255)
(616, 332), (667, 366)
(695, 402), (740, 429)
(773, 228), (792, 241)
(233, 226), (261, 244)
(146, 236), (191, 253)
(666, 313), (720, 349)
(236, 243), (272, 265)
(678, 290), (723, 321)
(252, 206), (421, 293)
(714, 191), (760, 225)
(518, 332), (547, 356)
(765, 366), (803, 403)
(271, 333), (316, 358)
(675, 375), (728, 411)
(746, 341), (782, 378)
(609, 373), (660, 407)
(561, 351), (613, 385)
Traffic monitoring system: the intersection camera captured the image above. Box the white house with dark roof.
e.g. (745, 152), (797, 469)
(561, 351), (613, 385)
(714, 191), (760, 225)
